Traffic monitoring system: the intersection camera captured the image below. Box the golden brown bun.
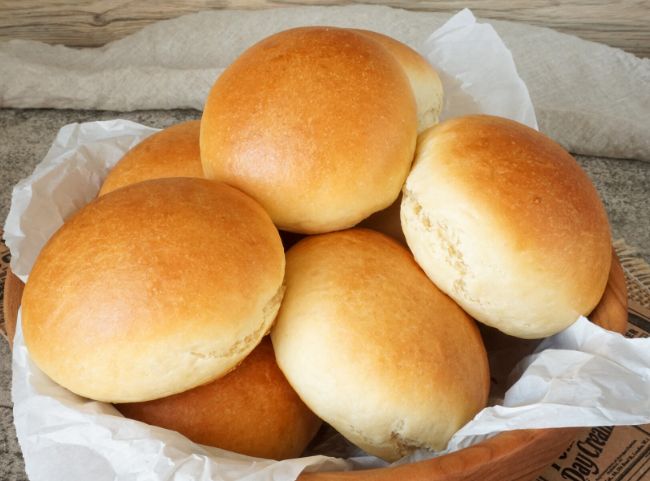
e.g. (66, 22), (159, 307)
(201, 27), (417, 234)
(349, 29), (443, 132)
(117, 338), (321, 460)
(99, 120), (203, 196)
(401, 115), (612, 339)
(22, 178), (285, 403)
(271, 229), (489, 461)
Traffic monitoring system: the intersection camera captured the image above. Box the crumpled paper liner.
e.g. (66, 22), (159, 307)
(1, 5), (649, 161)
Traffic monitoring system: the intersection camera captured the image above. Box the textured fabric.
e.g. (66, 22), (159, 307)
(0, 5), (648, 161)
(614, 239), (650, 308)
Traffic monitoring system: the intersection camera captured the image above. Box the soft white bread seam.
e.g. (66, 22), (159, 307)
(401, 116), (611, 339)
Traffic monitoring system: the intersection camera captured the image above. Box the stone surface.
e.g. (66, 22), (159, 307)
(0, 108), (649, 480)
(0, 338), (24, 481)
(577, 156), (650, 261)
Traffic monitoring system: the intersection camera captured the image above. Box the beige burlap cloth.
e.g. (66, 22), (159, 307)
(1, 6), (649, 161)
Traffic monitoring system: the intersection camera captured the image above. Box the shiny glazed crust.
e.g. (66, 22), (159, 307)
(200, 27), (417, 234)
(117, 338), (322, 460)
(22, 178), (285, 402)
(350, 29), (443, 132)
(99, 120), (203, 196)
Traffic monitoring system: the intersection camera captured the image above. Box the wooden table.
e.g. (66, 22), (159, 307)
(0, 0), (648, 57)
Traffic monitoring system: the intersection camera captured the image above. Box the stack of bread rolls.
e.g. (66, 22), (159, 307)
(20, 26), (611, 463)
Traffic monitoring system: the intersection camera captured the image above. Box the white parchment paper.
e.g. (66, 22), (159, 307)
(5, 10), (649, 481)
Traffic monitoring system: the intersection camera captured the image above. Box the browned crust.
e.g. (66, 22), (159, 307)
(22, 178), (285, 402)
(117, 337), (322, 460)
(402, 115), (612, 337)
(200, 27), (417, 233)
(99, 120), (203, 196)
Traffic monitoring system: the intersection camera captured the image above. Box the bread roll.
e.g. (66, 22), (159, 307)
(271, 229), (489, 461)
(201, 27), (417, 234)
(401, 115), (612, 339)
(117, 338), (321, 460)
(22, 178), (285, 402)
(349, 29), (443, 132)
(99, 120), (202, 196)
(354, 29), (445, 242)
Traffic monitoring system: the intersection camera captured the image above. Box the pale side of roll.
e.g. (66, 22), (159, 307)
(99, 120), (202, 196)
(117, 338), (321, 460)
(401, 115), (612, 339)
(354, 29), (445, 242)
(201, 27), (417, 234)
(271, 229), (489, 461)
(22, 178), (285, 402)
(349, 29), (443, 132)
